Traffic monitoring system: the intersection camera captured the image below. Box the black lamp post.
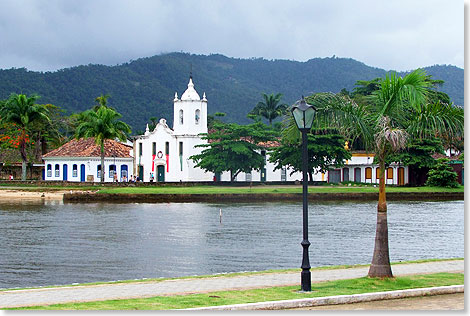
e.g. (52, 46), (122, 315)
(291, 96), (316, 292)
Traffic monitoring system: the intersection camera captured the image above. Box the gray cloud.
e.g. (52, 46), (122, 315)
(0, 0), (463, 71)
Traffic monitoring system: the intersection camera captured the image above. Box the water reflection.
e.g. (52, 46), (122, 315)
(0, 200), (463, 289)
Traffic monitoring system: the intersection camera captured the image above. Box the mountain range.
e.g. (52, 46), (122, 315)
(0, 52), (463, 133)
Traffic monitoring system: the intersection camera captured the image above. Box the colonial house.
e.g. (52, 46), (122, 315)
(42, 138), (134, 182)
(327, 152), (408, 185)
(216, 150), (408, 185)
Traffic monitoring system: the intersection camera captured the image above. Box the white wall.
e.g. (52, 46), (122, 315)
(134, 121), (213, 182)
(43, 157), (134, 182)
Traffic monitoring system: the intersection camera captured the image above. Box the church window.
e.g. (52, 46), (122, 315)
(195, 109), (200, 124)
(165, 142), (169, 155)
(179, 110), (184, 124)
(139, 143), (142, 156)
(152, 142), (156, 155)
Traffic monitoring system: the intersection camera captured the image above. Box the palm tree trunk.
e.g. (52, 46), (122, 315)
(19, 131), (28, 181)
(368, 158), (393, 278)
(101, 141), (105, 183)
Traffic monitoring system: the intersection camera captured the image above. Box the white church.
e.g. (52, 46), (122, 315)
(133, 76), (214, 182)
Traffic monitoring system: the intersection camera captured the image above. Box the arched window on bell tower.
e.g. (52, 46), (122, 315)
(195, 109), (200, 125)
(179, 109), (183, 125)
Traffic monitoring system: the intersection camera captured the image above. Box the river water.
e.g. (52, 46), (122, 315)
(0, 200), (463, 289)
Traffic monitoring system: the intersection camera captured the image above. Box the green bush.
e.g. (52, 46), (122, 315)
(426, 158), (459, 188)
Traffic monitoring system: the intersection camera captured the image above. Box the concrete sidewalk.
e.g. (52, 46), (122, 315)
(0, 260), (464, 309)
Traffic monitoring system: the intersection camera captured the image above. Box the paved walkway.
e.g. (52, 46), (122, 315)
(0, 260), (464, 308)
(296, 293), (464, 310)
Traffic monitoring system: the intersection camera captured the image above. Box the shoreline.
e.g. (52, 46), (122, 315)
(0, 189), (68, 201)
(0, 189), (463, 203)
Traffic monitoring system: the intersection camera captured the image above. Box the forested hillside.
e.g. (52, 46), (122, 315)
(0, 53), (463, 133)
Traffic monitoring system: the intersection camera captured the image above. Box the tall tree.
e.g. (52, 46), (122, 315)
(283, 69), (464, 278)
(75, 106), (131, 182)
(190, 121), (276, 181)
(92, 94), (112, 111)
(269, 133), (351, 181)
(386, 138), (444, 186)
(0, 94), (50, 180)
(249, 93), (288, 125)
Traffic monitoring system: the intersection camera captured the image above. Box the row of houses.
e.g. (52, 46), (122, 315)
(40, 138), (408, 185)
(6, 76), (459, 185)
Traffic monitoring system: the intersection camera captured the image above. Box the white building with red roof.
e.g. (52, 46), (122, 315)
(42, 138), (134, 182)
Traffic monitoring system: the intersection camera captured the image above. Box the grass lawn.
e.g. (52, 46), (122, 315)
(95, 185), (464, 195)
(0, 183), (463, 195)
(9, 272), (463, 310)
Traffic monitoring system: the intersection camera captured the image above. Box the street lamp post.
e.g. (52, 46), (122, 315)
(291, 96), (316, 292)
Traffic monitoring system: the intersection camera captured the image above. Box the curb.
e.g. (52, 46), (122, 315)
(182, 285), (464, 310)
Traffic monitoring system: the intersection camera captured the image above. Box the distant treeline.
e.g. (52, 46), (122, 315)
(0, 52), (463, 132)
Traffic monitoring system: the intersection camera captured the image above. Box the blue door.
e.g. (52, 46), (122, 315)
(80, 164), (86, 182)
(63, 164), (68, 181)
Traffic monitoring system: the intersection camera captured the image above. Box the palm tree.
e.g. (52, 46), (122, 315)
(75, 106), (131, 183)
(92, 94), (112, 111)
(284, 69), (464, 278)
(0, 94), (50, 180)
(250, 93), (288, 125)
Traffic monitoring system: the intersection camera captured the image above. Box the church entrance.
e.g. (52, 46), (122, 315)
(157, 165), (165, 182)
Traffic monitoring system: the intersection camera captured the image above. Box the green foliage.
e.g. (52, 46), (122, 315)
(249, 93), (288, 125)
(207, 112), (226, 129)
(76, 106), (131, 144)
(426, 158), (459, 188)
(386, 138), (444, 169)
(11, 272), (463, 310)
(0, 53), (462, 132)
(190, 121), (277, 181)
(75, 105), (131, 182)
(93, 93), (113, 111)
(269, 133), (351, 180)
(0, 94), (51, 179)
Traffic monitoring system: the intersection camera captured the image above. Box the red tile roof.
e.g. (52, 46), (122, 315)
(42, 138), (132, 158)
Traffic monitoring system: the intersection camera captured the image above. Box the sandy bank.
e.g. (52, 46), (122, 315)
(0, 189), (69, 201)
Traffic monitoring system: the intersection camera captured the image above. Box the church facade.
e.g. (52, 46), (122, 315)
(133, 76), (213, 182)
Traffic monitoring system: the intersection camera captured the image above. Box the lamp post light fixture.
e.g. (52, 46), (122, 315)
(291, 96), (316, 292)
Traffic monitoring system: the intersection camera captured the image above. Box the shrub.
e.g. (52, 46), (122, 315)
(426, 158), (459, 188)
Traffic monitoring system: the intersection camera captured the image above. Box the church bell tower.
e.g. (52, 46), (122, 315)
(172, 75), (207, 135)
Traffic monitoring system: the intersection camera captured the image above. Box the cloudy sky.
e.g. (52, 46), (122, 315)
(0, 0), (464, 72)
